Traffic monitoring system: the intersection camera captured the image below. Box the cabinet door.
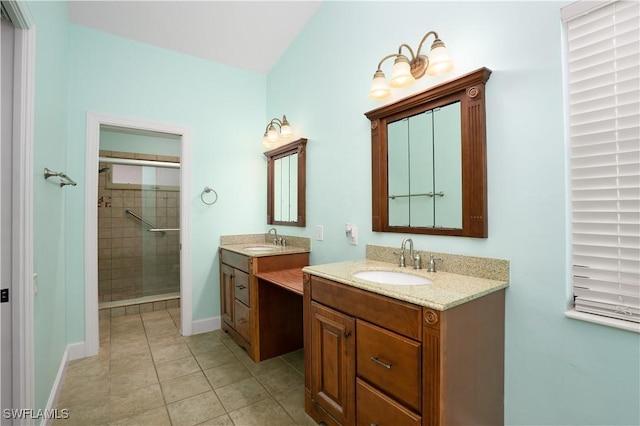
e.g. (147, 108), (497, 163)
(220, 263), (234, 325)
(310, 301), (355, 426)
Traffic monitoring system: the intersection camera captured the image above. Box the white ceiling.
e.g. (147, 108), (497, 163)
(68, 1), (322, 74)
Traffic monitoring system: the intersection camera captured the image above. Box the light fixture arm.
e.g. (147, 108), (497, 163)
(376, 53), (403, 72)
(398, 43), (416, 61)
(415, 30), (439, 59)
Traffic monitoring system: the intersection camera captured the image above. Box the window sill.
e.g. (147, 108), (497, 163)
(565, 309), (640, 334)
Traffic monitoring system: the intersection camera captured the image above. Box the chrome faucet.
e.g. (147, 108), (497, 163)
(268, 227), (279, 245)
(396, 238), (422, 269)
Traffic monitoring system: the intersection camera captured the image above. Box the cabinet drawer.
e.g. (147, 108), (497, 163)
(356, 319), (421, 412)
(234, 300), (252, 343)
(234, 270), (250, 306)
(310, 275), (422, 340)
(356, 378), (421, 426)
(221, 250), (250, 273)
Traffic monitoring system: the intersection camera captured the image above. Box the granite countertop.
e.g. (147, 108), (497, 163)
(303, 259), (509, 311)
(220, 243), (310, 257)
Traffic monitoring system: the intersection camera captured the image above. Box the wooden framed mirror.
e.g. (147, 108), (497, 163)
(264, 138), (307, 227)
(365, 67), (491, 238)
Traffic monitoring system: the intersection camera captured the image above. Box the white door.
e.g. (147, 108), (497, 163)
(1, 14), (15, 418)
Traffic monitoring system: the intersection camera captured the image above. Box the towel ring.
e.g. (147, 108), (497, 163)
(201, 186), (218, 205)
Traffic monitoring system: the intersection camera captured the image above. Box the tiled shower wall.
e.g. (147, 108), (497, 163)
(98, 150), (180, 304)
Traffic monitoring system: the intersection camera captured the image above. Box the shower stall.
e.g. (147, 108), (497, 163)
(97, 126), (181, 311)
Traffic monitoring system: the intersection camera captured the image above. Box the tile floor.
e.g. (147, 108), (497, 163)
(55, 308), (316, 425)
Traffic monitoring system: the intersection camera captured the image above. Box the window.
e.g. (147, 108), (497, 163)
(562, 0), (639, 330)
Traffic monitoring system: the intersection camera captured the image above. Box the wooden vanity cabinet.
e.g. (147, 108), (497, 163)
(219, 248), (309, 363)
(303, 273), (505, 426)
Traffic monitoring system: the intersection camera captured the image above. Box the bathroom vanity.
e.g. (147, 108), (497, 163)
(302, 250), (508, 426)
(219, 235), (310, 362)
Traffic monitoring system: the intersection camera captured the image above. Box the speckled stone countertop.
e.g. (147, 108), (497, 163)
(303, 253), (509, 311)
(220, 233), (310, 257)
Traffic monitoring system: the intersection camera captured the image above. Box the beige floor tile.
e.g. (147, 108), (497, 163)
(227, 397), (296, 425)
(203, 361), (252, 390)
(184, 333), (226, 355)
(57, 398), (109, 426)
(254, 364), (304, 396)
(56, 309), (310, 425)
(109, 406), (171, 426)
(160, 371), (212, 403)
(110, 339), (151, 360)
(214, 377), (270, 413)
(111, 364), (159, 395)
(274, 385), (317, 425)
(109, 383), (165, 422)
(167, 391), (226, 426)
(195, 413), (235, 425)
(155, 355), (200, 381)
(110, 350), (154, 376)
(58, 376), (110, 407)
(194, 346), (238, 370)
(150, 341), (191, 364)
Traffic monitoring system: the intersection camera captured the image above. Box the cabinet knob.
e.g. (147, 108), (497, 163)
(343, 330), (351, 338)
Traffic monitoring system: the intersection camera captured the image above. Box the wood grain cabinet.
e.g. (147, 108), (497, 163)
(303, 273), (505, 426)
(219, 248), (308, 362)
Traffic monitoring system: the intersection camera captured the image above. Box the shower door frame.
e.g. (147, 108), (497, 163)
(84, 112), (193, 357)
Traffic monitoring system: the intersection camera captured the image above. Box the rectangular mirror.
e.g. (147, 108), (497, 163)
(366, 67), (491, 238)
(388, 102), (462, 228)
(265, 138), (307, 227)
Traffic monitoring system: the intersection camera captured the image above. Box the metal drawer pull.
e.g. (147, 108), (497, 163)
(370, 356), (392, 369)
(236, 285), (246, 289)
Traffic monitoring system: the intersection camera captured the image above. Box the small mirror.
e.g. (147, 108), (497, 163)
(265, 138), (307, 227)
(366, 67), (491, 238)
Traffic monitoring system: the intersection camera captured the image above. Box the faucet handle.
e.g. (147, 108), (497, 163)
(413, 252), (422, 270)
(393, 251), (406, 268)
(427, 254), (442, 272)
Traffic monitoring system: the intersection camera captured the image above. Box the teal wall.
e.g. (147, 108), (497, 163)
(64, 24), (267, 341)
(26, 1), (639, 424)
(267, 2), (640, 425)
(30, 0), (70, 411)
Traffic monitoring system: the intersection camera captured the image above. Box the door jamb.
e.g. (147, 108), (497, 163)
(3, 0), (36, 414)
(84, 112), (193, 357)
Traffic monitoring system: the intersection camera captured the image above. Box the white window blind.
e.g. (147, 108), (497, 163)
(564, 0), (640, 324)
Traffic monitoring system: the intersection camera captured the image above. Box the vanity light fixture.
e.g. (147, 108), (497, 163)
(262, 115), (293, 149)
(368, 30), (454, 100)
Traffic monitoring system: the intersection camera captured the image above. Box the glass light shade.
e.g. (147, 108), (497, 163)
(426, 45), (454, 76)
(389, 56), (415, 88)
(280, 123), (292, 137)
(267, 125), (279, 142)
(262, 135), (277, 149)
(369, 70), (390, 100)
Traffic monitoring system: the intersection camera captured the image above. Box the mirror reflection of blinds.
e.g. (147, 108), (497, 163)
(565, 0), (640, 323)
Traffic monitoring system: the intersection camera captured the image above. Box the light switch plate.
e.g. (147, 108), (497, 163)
(316, 225), (324, 241)
(349, 227), (358, 245)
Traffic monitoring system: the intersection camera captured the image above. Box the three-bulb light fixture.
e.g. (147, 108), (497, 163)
(369, 30), (454, 100)
(262, 115), (293, 149)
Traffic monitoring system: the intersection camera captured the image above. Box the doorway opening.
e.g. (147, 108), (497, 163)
(85, 113), (192, 357)
(97, 126), (181, 314)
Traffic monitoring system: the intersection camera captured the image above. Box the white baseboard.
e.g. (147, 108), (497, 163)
(41, 346), (71, 426)
(191, 316), (221, 335)
(66, 342), (86, 362)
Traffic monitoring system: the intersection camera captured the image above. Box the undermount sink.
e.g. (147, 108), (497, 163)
(353, 270), (432, 286)
(244, 246), (278, 251)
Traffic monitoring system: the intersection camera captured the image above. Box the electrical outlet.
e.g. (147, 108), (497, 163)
(349, 227), (358, 245)
(316, 225), (324, 241)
